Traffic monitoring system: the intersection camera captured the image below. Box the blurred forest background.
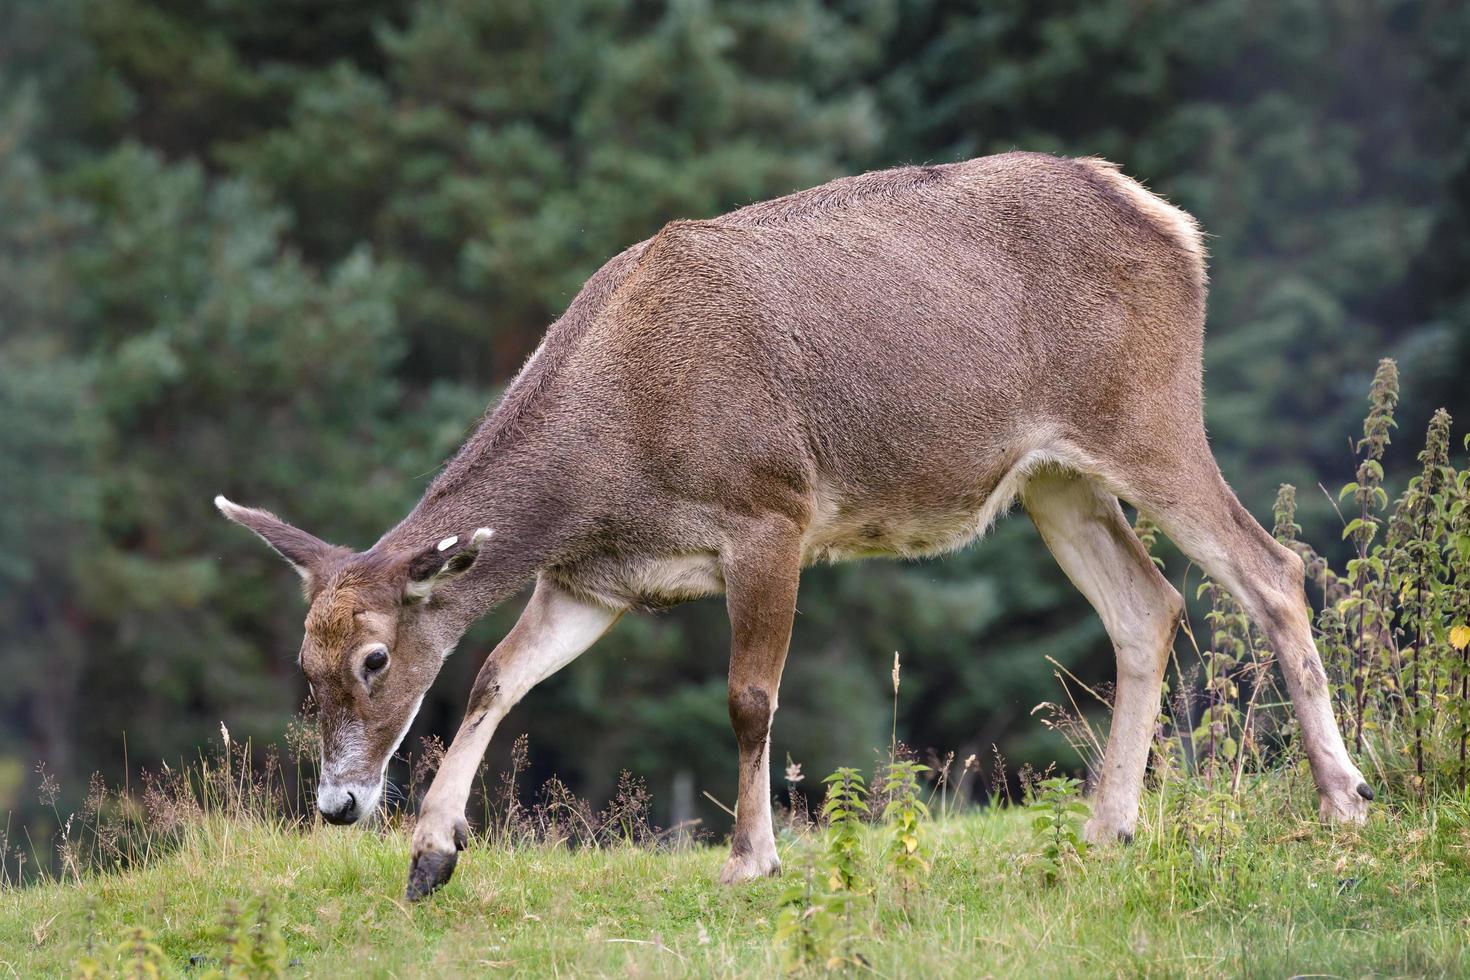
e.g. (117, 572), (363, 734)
(3, 0), (1469, 839)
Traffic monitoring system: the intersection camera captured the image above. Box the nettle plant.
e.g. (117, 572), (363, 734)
(1068, 359), (1470, 809)
(772, 748), (937, 969)
(880, 759), (931, 902)
(1143, 359), (1470, 800)
(1298, 361), (1470, 796)
(1027, 776), (1089, 886)
(773, 767), (872, 974)
(73, 895), (287, 979)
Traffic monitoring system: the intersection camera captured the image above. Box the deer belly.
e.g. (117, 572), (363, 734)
(564, 553), (727, 611)
(800, 480), (1013, 565)
(804, 511), (997, 564)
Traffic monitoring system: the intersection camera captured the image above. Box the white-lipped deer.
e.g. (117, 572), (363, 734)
(217, 152), (1371, 900)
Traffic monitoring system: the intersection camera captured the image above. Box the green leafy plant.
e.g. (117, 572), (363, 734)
(1193, 579), (1249, 775)
(1027, 776), (1089, 885)
(773, 865), (847, 973)
(1283, 362), (1470, 797)
(206, 895), (288, 979)
(1341, 359), (1400, 756)
(881, 759), (931, 902)
(1174, 789), (1242, 869)
(71, 902), (107, 980)
(1131, 359), (1470, 804)
(71, 896), (287, 979)
(116, 926), (167, 979)
(821, 768), (869, 895)
(771, 767), (871, 973)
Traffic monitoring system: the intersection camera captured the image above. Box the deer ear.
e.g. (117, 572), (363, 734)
(404, 527), (493, 603)
(214, 495), (339, 587)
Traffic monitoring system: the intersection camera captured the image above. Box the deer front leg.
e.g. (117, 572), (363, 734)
(719, 517), (802, 885)
(406, 578), (620, 900)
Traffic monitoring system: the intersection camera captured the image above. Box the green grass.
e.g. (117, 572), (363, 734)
(5, 781), (1470, 977)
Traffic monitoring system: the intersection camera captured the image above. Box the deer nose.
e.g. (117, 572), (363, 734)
(319, 789), (359, 825)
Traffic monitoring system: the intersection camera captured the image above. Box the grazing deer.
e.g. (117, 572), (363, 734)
(217, 152), (1372, 900)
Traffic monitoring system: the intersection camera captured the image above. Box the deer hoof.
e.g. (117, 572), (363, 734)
(1082, 816), (1136, 847)
(405, 848), (459, 901)
(405, 816), (469, 901)
(718, 851), (780, 885)
(1319, 783), (1371, 825)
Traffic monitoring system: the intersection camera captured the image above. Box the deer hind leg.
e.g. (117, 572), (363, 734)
(406, 577), (621, 900)
(1137, 460), (1372, 823)
(719, 516), (803, 885)
(1023, 469), (1183, 844)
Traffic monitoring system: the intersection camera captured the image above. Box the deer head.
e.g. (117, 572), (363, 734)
(215, 496), (491, 824)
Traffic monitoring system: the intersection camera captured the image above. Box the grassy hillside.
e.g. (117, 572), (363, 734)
(5, 780), (1470, 978)
(3, 363), (1462, 978)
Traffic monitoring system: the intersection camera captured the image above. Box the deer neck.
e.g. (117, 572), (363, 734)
(380, 428), (592, 626)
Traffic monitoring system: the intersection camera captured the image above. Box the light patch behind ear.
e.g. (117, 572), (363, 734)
(405, 527), (493, 603)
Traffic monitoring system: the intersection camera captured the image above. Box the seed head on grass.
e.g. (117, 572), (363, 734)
(891, 651), (902, 755)
(36, 763), (60, 809)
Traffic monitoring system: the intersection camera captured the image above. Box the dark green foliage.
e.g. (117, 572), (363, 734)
(2, 0), (1467, 852)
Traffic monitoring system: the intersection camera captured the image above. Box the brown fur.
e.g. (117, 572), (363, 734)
(219, 152), (1369, 895)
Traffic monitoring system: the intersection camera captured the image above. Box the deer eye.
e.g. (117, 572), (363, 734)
(363, 646), (389, 673)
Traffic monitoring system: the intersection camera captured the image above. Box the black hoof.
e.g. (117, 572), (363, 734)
(1118, 830), (1135, 845)
(405, 819), (469, 901)
(1356, 782), (1375, 801)
(406, 848), (459, 901)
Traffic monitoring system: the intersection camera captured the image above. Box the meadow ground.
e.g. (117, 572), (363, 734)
(4, 776), (1470, 978)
